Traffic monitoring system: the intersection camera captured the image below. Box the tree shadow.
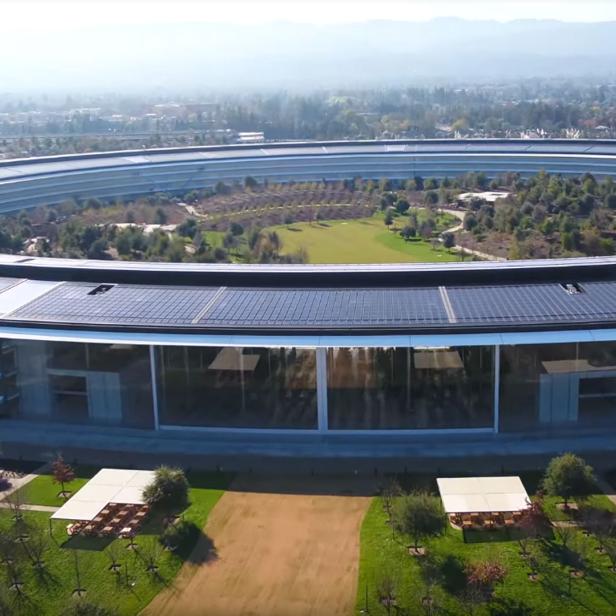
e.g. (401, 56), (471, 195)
(178, 530), (218, 565)
(489, 597), (534, 616)
(439, 554), (467, 596)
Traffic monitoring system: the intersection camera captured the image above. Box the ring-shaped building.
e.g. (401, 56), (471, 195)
(1, 139), (616, 466)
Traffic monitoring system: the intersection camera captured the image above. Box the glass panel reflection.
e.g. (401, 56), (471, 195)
(5, 339), (153, 428)
(327, 346), (493, 430)
(157, 346), (317, 429)
(500, 341), (616, 431)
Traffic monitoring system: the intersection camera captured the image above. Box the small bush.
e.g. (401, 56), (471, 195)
(143, 466), (189, 510)
(159, 519), (199, 553)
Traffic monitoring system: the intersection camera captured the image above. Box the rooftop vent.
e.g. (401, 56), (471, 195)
(87, 284), (115, 296)
(560, 282), (583, 295)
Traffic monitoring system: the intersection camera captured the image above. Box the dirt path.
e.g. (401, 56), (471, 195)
(143, 475), (374, 616)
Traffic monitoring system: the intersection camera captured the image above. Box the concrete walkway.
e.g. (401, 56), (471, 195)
(0, 462), (49, 502)
(0, 501), (58, 513)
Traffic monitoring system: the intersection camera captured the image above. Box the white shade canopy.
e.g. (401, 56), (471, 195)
(51, 469), (155, 522)
(437, 476), (530, 514)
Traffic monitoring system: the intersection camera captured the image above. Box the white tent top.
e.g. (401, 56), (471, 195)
(51, 469), (155, 522)
(437, 476), (530, 514)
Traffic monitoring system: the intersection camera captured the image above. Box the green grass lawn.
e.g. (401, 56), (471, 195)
(266, 215), (465, 264)
(15, 465), (99, 507)
(357, 481), (616, 616)
(1, 471), (229, 615)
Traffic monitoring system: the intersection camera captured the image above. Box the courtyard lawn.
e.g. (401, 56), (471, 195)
(357, 479), (616, 616)
(14, 465), (99, 507)
(268, 216), (465, 264)
(0, 471), (229, 616)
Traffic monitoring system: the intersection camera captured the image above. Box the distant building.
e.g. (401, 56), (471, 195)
(457, 191), (510, 205)
(237, 131), (265, 144)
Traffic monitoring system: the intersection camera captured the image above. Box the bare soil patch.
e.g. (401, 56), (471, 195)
(143, 475), (374, 616)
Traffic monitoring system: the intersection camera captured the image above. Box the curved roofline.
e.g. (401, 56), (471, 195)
(1, 254), (616, 287)
(3, 137), (616, 168)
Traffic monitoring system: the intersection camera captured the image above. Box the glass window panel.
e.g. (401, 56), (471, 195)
(326, 346), (493, 430)
(157, 346), (317, 429)
(500, 341), (616, 431)
(5, 339), (153, 428)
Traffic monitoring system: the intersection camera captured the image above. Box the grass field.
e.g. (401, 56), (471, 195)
(268, 215), (464, 264)
(357, 478), (616, 616)
(1, 469), (229, 616)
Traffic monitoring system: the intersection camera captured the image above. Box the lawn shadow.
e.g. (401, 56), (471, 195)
(61, 535), (115, 552)
(463, 528), (515, 544)
(439, 554), (467, 596)
(285, 226), (303, 232)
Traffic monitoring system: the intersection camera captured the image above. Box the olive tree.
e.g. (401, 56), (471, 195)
(393, 491), (447, 554)
(543, 453), (596, 510)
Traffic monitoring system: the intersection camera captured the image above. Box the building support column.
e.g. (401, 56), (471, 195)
(493, 344), (501, 434)
(149, 345), (160, 431)
(316, 347), (328, 432)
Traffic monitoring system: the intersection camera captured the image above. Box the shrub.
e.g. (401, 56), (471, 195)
(466, 559), (507, 600)
(143, 466), (189, 510)
(159, 519), (199, 553)
(543, 453), (597, 508)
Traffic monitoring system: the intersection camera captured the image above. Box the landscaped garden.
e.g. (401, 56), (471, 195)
(357, 454), (616, 615)
(0, 460), (230, 616)
(267, 213), (464, 264)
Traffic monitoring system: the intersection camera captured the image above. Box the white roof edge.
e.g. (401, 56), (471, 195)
(0, 326), (613, 348)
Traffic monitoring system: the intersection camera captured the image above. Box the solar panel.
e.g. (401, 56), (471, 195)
(201, 288), (448, 328)
(8, 282), (221, 326)
(447, 282), (616, 324)
(0, 277), (20, 292)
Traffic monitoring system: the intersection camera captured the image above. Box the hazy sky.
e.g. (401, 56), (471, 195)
(4, 0), (616, 32)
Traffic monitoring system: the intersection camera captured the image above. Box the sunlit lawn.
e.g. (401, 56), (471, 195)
(267, 215), (466, 264)
(1, 470), (229, 615)
(357, 474), (616, 616)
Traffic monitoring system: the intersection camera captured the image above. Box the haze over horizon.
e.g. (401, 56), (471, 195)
(5, 2), (616, 94)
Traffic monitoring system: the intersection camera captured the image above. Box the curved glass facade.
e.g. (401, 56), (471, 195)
(2, 337), (616, 437)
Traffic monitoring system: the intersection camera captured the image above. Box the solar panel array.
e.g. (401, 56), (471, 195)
(448, 283), (616, 325)
(6, 279), (616, 331)
(201, 288), (448, 328)
(7, 283), (220, 326)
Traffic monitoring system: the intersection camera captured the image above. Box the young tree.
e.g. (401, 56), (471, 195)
(376, 571), (398, 614)
(52, 455), (75, 499)
(465, 559), (507, 604)
(384, 208), (395, 229)
(381, 478), (403, 525)
(26, 529), (48, 571)
(105, 542), (122, 573)
(393, 491), (447, 554)
(518, 496), (549, 557)
(143, 466), (189, 510)
(442, 232), (455, 249)
(542, 453), (596, 510)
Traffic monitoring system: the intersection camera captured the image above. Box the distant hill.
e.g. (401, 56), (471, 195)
(4, 18), (616, 93)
